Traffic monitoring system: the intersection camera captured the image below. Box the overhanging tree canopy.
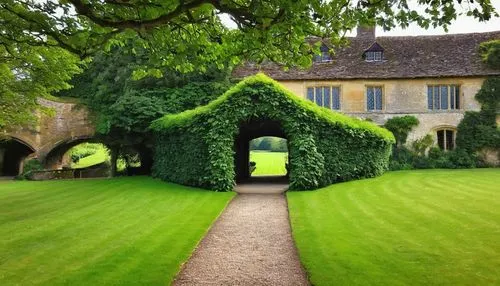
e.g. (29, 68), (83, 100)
(1, 1), (497, 132)
(151, 74), (395, 191)
(2, 0), (497, 72)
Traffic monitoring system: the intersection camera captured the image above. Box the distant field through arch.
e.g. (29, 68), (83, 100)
(249, 136), (288, 177)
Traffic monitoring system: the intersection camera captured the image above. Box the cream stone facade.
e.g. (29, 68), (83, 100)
(234, 27), (500, 151)
(278, 77), (484, 145)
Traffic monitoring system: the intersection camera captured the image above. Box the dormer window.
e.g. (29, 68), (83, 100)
(366, 51), (382, 61)
(363, 42), (384, 62)
(314, 43), (332, 62)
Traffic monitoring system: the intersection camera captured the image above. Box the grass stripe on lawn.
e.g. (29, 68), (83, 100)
(287, 169), (500, 285)
(0, 177), (234, 285)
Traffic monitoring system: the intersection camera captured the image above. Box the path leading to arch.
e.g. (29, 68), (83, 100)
(173, 191), (309, 285)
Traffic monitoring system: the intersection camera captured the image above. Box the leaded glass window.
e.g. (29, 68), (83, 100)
(332, 88), (340, 110)
(367, 86), (383, 111)
(307, 87), (314, 101)
(305, 86), (341, 110)
(315, 87), (323, 106)
(323, 87), (330, 109)
(436, 129), (455, 150)
(427, 85), (460, 110)
(365, 51), (383, 62)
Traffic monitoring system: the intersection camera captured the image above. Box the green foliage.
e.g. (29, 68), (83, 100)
(61, 48), (232, 149)
(1, 0), (496, 73)
(152, 74), (394, 191)
(0, 42), (82, 131)
(412, 134), (434, 156)
(16, 159), (43, 180)
(456, 77), (500, 153)
(474, 76), (500, 111)
(69, 143), (100, 163)
(250, 137), (288, 152)
(388, 147), (414, 171)
(390, 146), (478, 170)
(456, 111), (499, 152)
(384, 116), (419, 147)
(479, 40), (500, 69)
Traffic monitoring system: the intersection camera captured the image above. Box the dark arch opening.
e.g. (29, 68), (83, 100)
(45, 139), (154, 176)
(234, 118), (289, 183)
(0, 138), (35, 176)
(116, 145), (153, 176)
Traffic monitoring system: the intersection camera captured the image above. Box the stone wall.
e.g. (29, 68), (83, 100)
(279, 77), (485, 146)
(3, 98), (94, 174)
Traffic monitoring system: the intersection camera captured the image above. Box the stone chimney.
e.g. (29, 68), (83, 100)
(357, 25), (376, 40)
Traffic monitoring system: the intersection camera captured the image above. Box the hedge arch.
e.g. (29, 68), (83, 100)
(151, 74), (395, 191)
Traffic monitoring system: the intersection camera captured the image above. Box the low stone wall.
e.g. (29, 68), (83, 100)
(29, 169), (75, 180)
(28, 167), (109, 180)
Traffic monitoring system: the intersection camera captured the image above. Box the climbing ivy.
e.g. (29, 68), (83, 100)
(151, 74), (394, 191)
(479, 40), (500, 69)
(383, 116), (419, 147)
(456, 77), (500, 153)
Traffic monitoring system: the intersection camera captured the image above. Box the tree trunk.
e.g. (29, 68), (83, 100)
(110, 147), (119, 177)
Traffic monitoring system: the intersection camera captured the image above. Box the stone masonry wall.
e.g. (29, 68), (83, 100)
(279, 77), (485, 146)
(4, 98), (94, 171)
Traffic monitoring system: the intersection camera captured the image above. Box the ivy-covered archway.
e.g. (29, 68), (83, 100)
(234, 118), (288, 182)
(151, 74), (395, 191)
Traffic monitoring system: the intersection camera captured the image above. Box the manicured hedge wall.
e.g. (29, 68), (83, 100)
(151, 74), (394, 191)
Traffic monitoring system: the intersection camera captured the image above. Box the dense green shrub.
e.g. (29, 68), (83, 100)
(412, 134), (434, 156)
(151, 74), (394, 191)
(390, 147), (478, 170)
(16, 159), (43, 180)
(70, 144), (99, 163)
(479, 40), (500, 69)
(388, 147), (414, 171)
(456, 77), (500, 153)
(383, 116), (419, 147)
(475, 77), (500, 111)
(447, 149), (477, 169)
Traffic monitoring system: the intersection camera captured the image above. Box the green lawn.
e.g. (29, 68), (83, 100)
(288, 169), (500, 285)
(249, 151), (288, 176)
(71, 146), (109, 169)
(0, 177), (234, 285)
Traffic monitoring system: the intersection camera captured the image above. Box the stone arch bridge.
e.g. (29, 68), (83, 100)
(1, 98), (94, 176)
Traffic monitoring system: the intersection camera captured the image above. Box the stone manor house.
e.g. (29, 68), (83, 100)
(234, 27), (500, 151)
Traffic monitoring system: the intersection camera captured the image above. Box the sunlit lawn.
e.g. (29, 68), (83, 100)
(250, 151), (288, 176)
(71, 146), (109, 169)
(0, 177), (234, 285)
(288, 169), (500, 285)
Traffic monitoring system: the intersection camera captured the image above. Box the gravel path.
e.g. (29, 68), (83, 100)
(173, 193), (309, 286)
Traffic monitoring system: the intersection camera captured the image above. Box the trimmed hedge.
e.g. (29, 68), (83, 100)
(151, 74), (394, 191)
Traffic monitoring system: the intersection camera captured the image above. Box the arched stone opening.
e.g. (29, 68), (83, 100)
(43, 137), (97, 170)
(234, 118), (289, 183)
(0, 137), (35, 176)
(116, 145), (154, 176)
(45, 140), (154, 176)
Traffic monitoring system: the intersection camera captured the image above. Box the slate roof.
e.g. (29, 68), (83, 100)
(232, 31), (500, 80)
